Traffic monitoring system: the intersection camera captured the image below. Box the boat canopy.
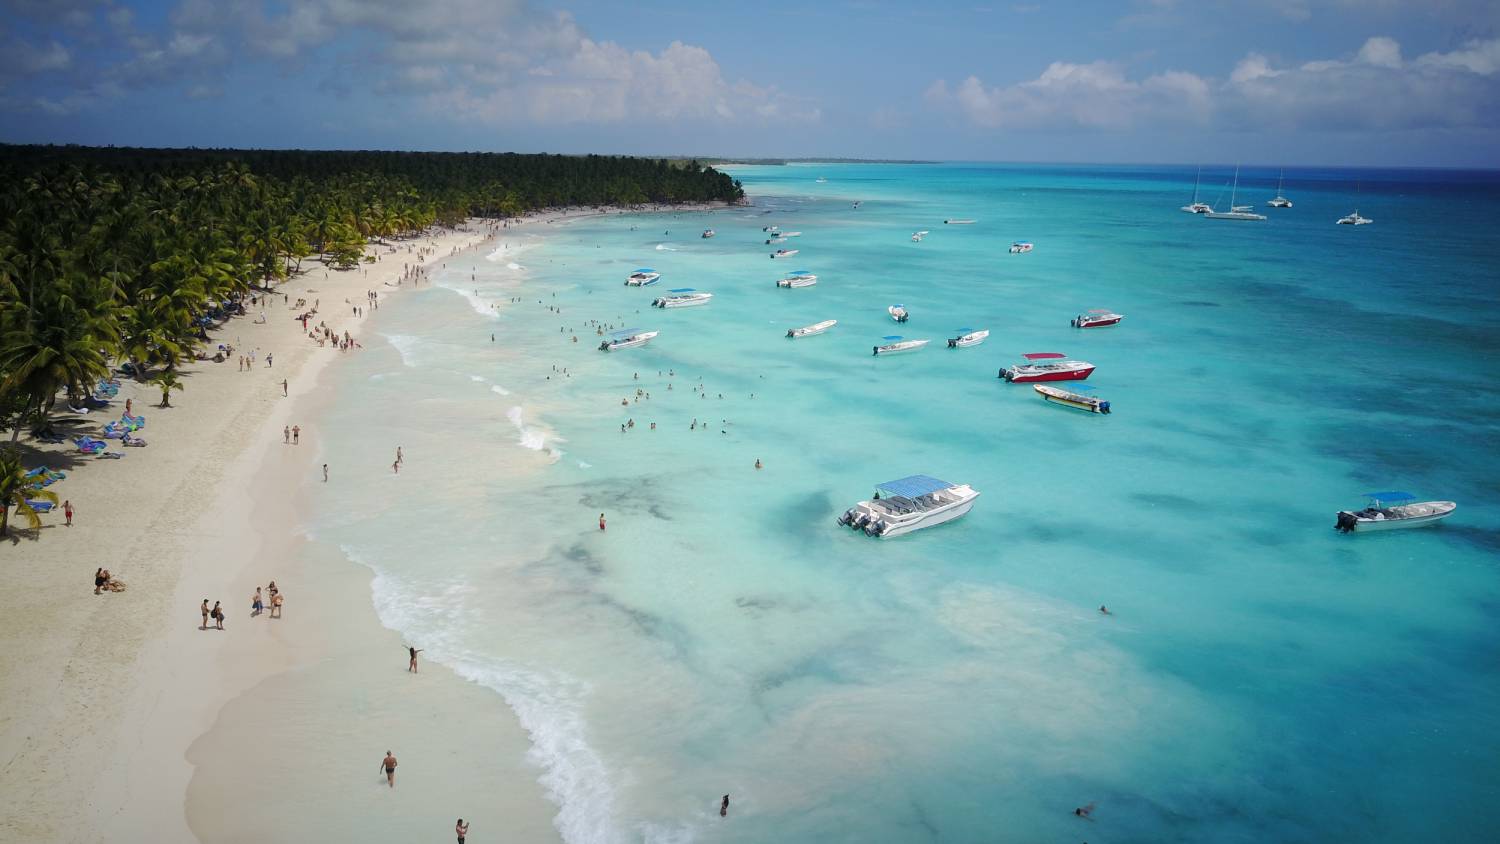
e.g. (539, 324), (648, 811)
(1087, 308), (1114, 313)
(607, 327), (645, 338)
(1023, 352), (1066, 360)
(1363, 491), (1415, 502)
(882, 335), (904, 341)
(956, 327), (974, 333)
(789, 269), (811, 275)
(634, 268), (655, 273)
(876, 475), (955, 499)
(1013, 241), (1032, 246)
(667, 288), (697, 293)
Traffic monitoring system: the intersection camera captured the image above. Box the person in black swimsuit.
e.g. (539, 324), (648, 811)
(408, 646), (423, 673)
(95, 568), (106, 595)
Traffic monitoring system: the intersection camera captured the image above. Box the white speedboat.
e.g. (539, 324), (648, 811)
(911, 230), (929, 242)
(766, 236), (788, 244)
(771, 249), (800, 259)
(947, 328), (989, 348)
(816, 177), (828, 183)
(1337, 210), (1372, 225)
(1335, 492), (1455, 533)
(888, 304), (909, 322)
(763, 225), (780, 233)
(777, 271), (818, 288)
(873, 336), (928, 355)
(781, 231), (802, 237)
(787, 319), (836, 338)
(944, 219), (976, 225)
(625, 268), (661, 286)
(1204, 166), (1267, 221)
(1009, 241), (1033, 254)
(701, 228), (715, 238)
(1182, 166), (1211, 213)
(599, 328), (658, 351)
(837, 475), (979, 538)
(1267, 168), (1292, 208)
(652, 289), (713, 308)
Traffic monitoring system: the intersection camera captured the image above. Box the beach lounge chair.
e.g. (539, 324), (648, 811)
(97, 451), (123, 460)
(102, 421), (126, 438)
(73, 437), (107, 454)
(24, 500), (55, 513)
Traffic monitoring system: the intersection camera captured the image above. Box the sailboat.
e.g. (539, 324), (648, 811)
(1205, 166), (1267, 221)
(1181, 166), (1211, 214)
(1267, 168), (1292, 208)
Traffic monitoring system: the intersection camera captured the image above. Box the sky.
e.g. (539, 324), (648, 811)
(1, 0), (1498, 167)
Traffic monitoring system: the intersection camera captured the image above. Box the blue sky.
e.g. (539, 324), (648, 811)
(2, 0), (1498, 166)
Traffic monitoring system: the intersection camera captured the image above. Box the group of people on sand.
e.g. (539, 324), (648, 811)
(93, 567), (121, 594)
(198, 580), (281, 630)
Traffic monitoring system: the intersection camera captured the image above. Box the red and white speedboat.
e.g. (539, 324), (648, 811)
(999, 352), (1095, 383)
(1072, 309), (1123, 328)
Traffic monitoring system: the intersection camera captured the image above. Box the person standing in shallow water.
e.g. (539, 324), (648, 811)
(456, 819), (469, 843)
(598, 513), (606, 531)
(721, 795), (729, 817)
(407, 646), (423, 673)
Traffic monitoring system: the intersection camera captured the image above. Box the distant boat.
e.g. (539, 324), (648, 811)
(873, 336), (928, 355)
(947, 328), (989, 348)
(1267, 169), (1292, 208)
(837, 475), (980, 538)
(1337, 210), (1373, 226)
(766, 236), (788, 244)
(852, 201), (862, 209)
(1008, 241), (1033, 254)
(999, 352), (1095, 383)
(599, 328), (658, 351)
(787, 319), (836, 338)
(1071, 309), (1123, 328)
(1335, 492), (1455, 533)
(781, 231), (802, 237)
(701, 228), (715, 238)
(1035, 384), (1110, 414)
(815, 176), (828, 183)
(777, 271), (818, 288)
(911, 230), (929, 242)
(625, 268), (660, 286)
(763, 225), (780, 233)
(888, 304), (909, 323)
(771, 248), (800, 259)
(1181, 166), (1211, 214)
(944, 219), (976, 225)
(652, 289), (713, 308)
(1204, 166), (1267, 221)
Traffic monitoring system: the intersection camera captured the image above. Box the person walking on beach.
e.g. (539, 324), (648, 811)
(201, 599), (210, 629)
(284, 425), (290, 444)
(292, 425), (300, 445)
(212, 601), (224, 630)
(282, 379), (288, 397)
(266, 352), (273, 368)
(323, 464), (329, 482)
(721, 795), (730, 817)
(598, 513), (606, 531)
(380, 751), (398, 788)
(393, 458), (400, 474)
(456, 819), (469, 843)
(252, 587), (264, 617)
(396, 446), (403, 466)
(407, 646), (423, 673)
(64, 499), (72, 526)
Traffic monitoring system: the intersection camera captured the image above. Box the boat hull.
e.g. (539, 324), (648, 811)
(1072, 316), (1121, 328)
(1000, 365), (1094, 383)
(874, 340), (928, 355)
(1036, 385), (1109, 413)
(788, 321), (835, 338)
(876, 496), (976, 537)
(1337, 501), (1456, 532)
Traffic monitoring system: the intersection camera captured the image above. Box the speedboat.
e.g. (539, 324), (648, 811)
(1072, 309), (1123, 328)
(625, 268), (661, 286)
(888, 304), (909, 322)
(999, 352), (1095, 382)
(701, 228), (715, 238)
(816, 177), (828, 183)
(852, 201), (861, 209)
(781, 232), (802, 237)
(911, 231), (929, 242)
(1035, 384), (1110, 414)
(777, 271), (818, 288)
(944, 219), (976, 225)
(1008, 241), (1033, 254)
(1335, 492), (1455, 533)
(1337, 210), (1372, 225)
(766, 236), (788, 244)
(763, 225), (780, 233)
(652, 289), (713, 308)
(599, 328), (658, 351)
(873, 336), (928, 355)
(771, 249), (800, 259)
(787, 319), (836, 338)
(947, 328), (989, 348)
(837, 475), (979, 538)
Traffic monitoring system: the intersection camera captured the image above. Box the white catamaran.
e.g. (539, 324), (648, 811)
(1267, 168), (1292, 208)
(1181, 166), (1211, 214)
(1204, 166), (1266, 221)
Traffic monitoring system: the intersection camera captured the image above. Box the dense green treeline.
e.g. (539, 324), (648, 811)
(0, 145), (742, 438)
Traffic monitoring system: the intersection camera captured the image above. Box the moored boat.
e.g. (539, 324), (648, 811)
(1182, 166), (1211, 213)
(625, 268), (661, 286)
(837, 475), (980, 538)
(1337, 210), (1372, 225)
(1034, 384), (1110, 413)
(787, 319), (836, 338)
(1072, 309), (1123, 328)
(944, 219), (976, 224)
(771, 248), (800, 259)
(1204, 166), (1267, 220)
(888, 304), (909, 323)
(947, 328), (989, 348)
(701, 228), (715, 238)
(873, 336), (928, 355)
(1268, 168), (1292, 207)
(766, 236), (788, 244)
(777, 271), (818, 288)
(598, 327), (659, 351)
(1008, 241), (1033, 253)
(999, 352), (1095, 382)
(1335, 492), (1455, 533)
(911, 230), (929, 242)
(651, 288), (713, 308)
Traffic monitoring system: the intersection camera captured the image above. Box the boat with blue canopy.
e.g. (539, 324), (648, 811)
(948, 327), (989, 348)
(837, 474), (980, 538)
(625, 268), (661, 286)
(652, 289), (713, 308)
(1335, 492), (1455, 533)
(873, 335), (928, 355)
(598, 327), (659, 351)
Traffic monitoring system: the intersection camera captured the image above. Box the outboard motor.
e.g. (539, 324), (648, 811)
(872, 346), (879, 356)
(837, 509), (854, 526)
(1335, 511), (1358, 534)
(1071, 317), (1079, 327)
(1099, 401), (1111, 414)
(947, 338), (958, 348)
(999, 368), (1013, 381)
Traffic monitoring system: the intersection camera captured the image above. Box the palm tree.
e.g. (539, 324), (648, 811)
(152, 369), (184, 407)
(0, 447), (59, 537)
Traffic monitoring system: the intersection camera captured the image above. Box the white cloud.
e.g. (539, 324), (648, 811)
(928, 36), (1500, 133)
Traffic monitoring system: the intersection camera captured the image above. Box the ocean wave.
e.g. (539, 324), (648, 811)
(435, 281), (497, 318)
(491, 384), (512, 397)
(385, 334), (421, 367)
(507, 406), (564, 460)
(653, 243), (677, 252)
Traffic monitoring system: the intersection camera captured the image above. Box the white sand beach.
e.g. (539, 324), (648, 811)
(0, 203), (722, 843)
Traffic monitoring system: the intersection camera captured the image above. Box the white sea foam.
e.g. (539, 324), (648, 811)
(437, 283), (496, 318)
(653, 243), (676, 252)
(508, 262), (525, 270)
(470, 375), (486, 382)
(491, 384), (512, 397)
(507, 406), (563, 460)
(385, 334), (421, 367)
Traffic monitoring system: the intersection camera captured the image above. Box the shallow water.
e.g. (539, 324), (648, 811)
(313, 164), (1500, 843)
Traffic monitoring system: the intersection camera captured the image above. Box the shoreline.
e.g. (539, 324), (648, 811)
(0, 201), (726, 843)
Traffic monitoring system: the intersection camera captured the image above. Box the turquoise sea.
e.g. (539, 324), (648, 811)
(311, 163), (1500, 843)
